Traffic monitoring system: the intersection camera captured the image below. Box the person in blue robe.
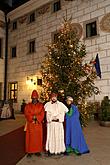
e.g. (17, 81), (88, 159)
(65, 96), (90, 155)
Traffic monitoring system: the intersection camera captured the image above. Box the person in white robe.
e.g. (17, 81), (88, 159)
(1, 101), (11, 119)
(44, 93), (68, 155)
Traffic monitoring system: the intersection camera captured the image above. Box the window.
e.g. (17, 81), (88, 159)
(0, 38), (3, 58)
(37, 78), (42, 86)
(53, 0), (61, 12)
(0, 82), (2, 100)
(51, 31), (59, 43)
(11, 46), (16, 58)
(29, 12), (35, 23)
(8, 82), (18, 103)
(12, 21), (17, 30)
(86, 21), (97, 38)
(54, 33), (59, 43)
(28, 40), (35, 53)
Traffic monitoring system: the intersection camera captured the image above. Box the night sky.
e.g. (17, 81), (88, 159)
(12, 0), (30, 7)
(0, 0), (30, 12)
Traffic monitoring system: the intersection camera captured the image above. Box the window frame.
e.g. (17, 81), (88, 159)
(83, 18), (99, 39)
(11, 46), (17, 58)
(52, 0), (61, 13)
(28, 39), (36, 54)
(37, 78), (42, 86)
(28, 12), (36, 23)
(8, 82), (18, 103)
(51, 31), (59, 43)
(12, 21), (17, 30)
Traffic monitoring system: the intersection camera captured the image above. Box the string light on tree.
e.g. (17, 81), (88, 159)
(41, 18), (99, 126)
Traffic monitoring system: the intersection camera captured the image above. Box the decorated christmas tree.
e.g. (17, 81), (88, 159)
(41, 18), (99, 126)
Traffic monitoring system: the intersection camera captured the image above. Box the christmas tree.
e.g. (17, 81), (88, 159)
(41, 18), (99, 126)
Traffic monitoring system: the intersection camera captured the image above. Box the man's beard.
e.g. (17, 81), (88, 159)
(51, 100), (57, 104)
(32, 99), (38, 104)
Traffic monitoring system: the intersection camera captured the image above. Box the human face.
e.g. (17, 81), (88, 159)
(66, 99), (72, 105)
(32, 98), (38, 104)
(51, 96), (57, 103)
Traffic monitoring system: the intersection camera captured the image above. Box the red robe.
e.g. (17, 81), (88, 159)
(24, 102), (44, 153)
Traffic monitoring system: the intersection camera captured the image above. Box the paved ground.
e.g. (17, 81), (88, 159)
(17, 121), (110, 165)
(0, 114), (25, 136)
(0, 115), (110, 165)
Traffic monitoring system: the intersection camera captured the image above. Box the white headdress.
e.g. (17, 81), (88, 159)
(66, 96), (73, 102)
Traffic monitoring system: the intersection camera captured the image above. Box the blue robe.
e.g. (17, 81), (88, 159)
(65, 104), (89, 154)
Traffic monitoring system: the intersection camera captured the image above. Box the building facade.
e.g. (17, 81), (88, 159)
(1, 0), (109, 111)
(0, 10), (5, 101)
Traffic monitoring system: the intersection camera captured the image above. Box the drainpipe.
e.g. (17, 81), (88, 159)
(4, 13), (9, 101)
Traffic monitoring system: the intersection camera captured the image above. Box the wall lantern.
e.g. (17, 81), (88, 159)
(26, 76), (42, 86)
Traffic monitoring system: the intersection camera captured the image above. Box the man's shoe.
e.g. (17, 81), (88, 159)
(48, 152), (53, 157)
(63, 151), (69, 156)
(73, 149), (81, 156)
(82, 150), (90, 154)
(76, 152), (81, 156)
(27, 153), (32, 158)
(35, 152), (41, 157)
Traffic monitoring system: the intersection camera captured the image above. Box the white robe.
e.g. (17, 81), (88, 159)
(1, 104), (11, 119)
(44, 101), (68, 154)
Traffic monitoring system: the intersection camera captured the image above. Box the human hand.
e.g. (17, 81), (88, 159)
(52, 119), (59, 122)
(33, 115), (37, 123)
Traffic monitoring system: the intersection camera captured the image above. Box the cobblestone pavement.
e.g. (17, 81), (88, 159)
(17, 121), (110, 165)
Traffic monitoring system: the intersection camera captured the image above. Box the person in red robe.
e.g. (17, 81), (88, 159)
(24, 90), (44, 157)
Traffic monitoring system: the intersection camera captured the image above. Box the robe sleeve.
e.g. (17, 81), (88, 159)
(72, 104), (80, 118)
(36, 104), (45, 123)
(58, 102), (69, 122)
(44, 102), (48, 111)
(24, 104), (33, 123)
(44, 102), (52, 122)
(75, 106), (80, 118)
(58, 113), (65, 122)
(61, 102), (69, 113)
(46, 112), (53, 122)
